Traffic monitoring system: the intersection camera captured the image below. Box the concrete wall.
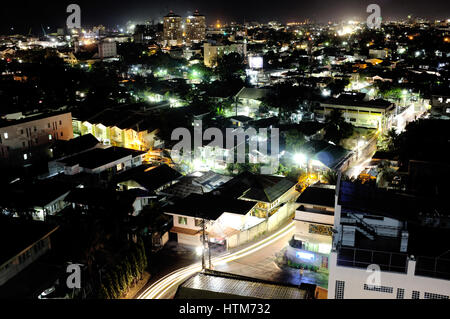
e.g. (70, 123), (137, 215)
(0, 237), (51, 286)
(328, 251), (450, 299)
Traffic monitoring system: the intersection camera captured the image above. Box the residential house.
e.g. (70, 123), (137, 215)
(234, 87), (271, 117)
(215, 171), (298, 218)
(288, 184), (336, 270)
(115, 164), (182, 194)
(54, 146), (145, 176)
(164, 193), (260, 247)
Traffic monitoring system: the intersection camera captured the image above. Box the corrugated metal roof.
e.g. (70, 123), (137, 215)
(180, 272), (307, 299)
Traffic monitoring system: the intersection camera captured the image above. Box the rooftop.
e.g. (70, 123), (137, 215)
(165, 193), (256, 220)
(321, 97), (394, 110)
(59, 146), (145, 170)
(296, 184), (336, 208)
(175, 271), (310, 299)
(235, 87), (271, 100)
(51, 134), (99, 159)
(116, 164), (182, 192)
(0, 111), (71, 129)
(217, 171), (296, 203)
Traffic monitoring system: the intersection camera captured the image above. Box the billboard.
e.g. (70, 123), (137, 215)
(249, 56), (263, 69)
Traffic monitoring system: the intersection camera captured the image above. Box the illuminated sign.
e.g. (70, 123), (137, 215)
(296, 251), (315, 260)
(249, 56), (263, 69)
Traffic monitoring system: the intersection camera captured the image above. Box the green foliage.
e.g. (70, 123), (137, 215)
(284, 129), (306, 153)
(276, 163), (290, 176)
(116, 265), (128, 295)
(226, 163), (262, 175)
(322, 170), (338, 185)
(324, 109), (354, 145)
(286, 167), (307, 182)
(98, 284), (110, 299)
(104, 272), (119, 299)
(377, 128), (399, 152)
(215, 52), (244, 79)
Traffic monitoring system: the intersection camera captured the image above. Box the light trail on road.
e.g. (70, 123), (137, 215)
(137, 221), (296, 299)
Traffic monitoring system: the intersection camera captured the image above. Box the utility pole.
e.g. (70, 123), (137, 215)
(208, 233), (212, 270)
(201, 217), (206, 270)
(201, 217), (212, 270)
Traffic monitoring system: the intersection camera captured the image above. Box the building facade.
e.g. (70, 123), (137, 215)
(0, 112), (73, 166)
(328, 180), (450, 299)
(163, 11), (183, 46)
(185, 10), (206, 44)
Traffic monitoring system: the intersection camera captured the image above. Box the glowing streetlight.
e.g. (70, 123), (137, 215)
(322, 89), (331, 97)
(195, 246), (203, 256)
(293, 153), (307, 166)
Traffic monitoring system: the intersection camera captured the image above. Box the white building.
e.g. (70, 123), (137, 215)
(98, 41), (117, 59)
(287, 184), (336, 270)
(164, 193), (260, 247)
(328, 180), (450, 299)
(0, 111), (73, 166)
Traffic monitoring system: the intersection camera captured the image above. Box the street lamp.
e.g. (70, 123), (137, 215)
(293, 153), (307, 166)
(195, 246), (203, 256)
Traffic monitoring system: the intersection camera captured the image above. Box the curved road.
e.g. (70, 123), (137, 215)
(137, 221), (296, 299)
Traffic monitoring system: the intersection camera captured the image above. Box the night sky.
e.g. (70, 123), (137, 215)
(1, 0), (449, 34)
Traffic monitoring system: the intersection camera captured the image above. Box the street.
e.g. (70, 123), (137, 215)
(137, 221), (297, 299)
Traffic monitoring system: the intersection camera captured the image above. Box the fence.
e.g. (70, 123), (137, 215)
(226, 202), (294, 250)
(415, 255), (450, 280)
(336, 246), (408, 273)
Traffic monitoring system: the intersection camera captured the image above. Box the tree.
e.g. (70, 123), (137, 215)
(286, 167), (307, 182)
(324, 109), (354, 145)
(123, 258), (134, 288)
(104, 272), (119, 299)
(115, 264), (128, 295)
(215, 53), (244, 79)
(378, 128), (399, 152)
(97, 284), (110, 299)
(322, 170), (338, 185)
(284, 129), (306, 153)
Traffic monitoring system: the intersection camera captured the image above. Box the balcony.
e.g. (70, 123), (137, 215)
(415, 255), (450, 280)
(336, 246), (408, 273)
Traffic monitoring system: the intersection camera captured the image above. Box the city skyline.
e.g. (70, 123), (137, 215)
(1, 0), (450, 34)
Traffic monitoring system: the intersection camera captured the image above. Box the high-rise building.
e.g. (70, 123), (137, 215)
(184, 10), (206, 44)
(163, 11), (182, 46)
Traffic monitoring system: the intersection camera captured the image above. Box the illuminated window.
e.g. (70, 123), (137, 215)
(3, 132), (8, 139)
(23, 153), (28, 160)
(116, 163), (124, 171)
(296, 251), (315, 260)
(178, 217), (188, 225)
(49, 134), (52, 140)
